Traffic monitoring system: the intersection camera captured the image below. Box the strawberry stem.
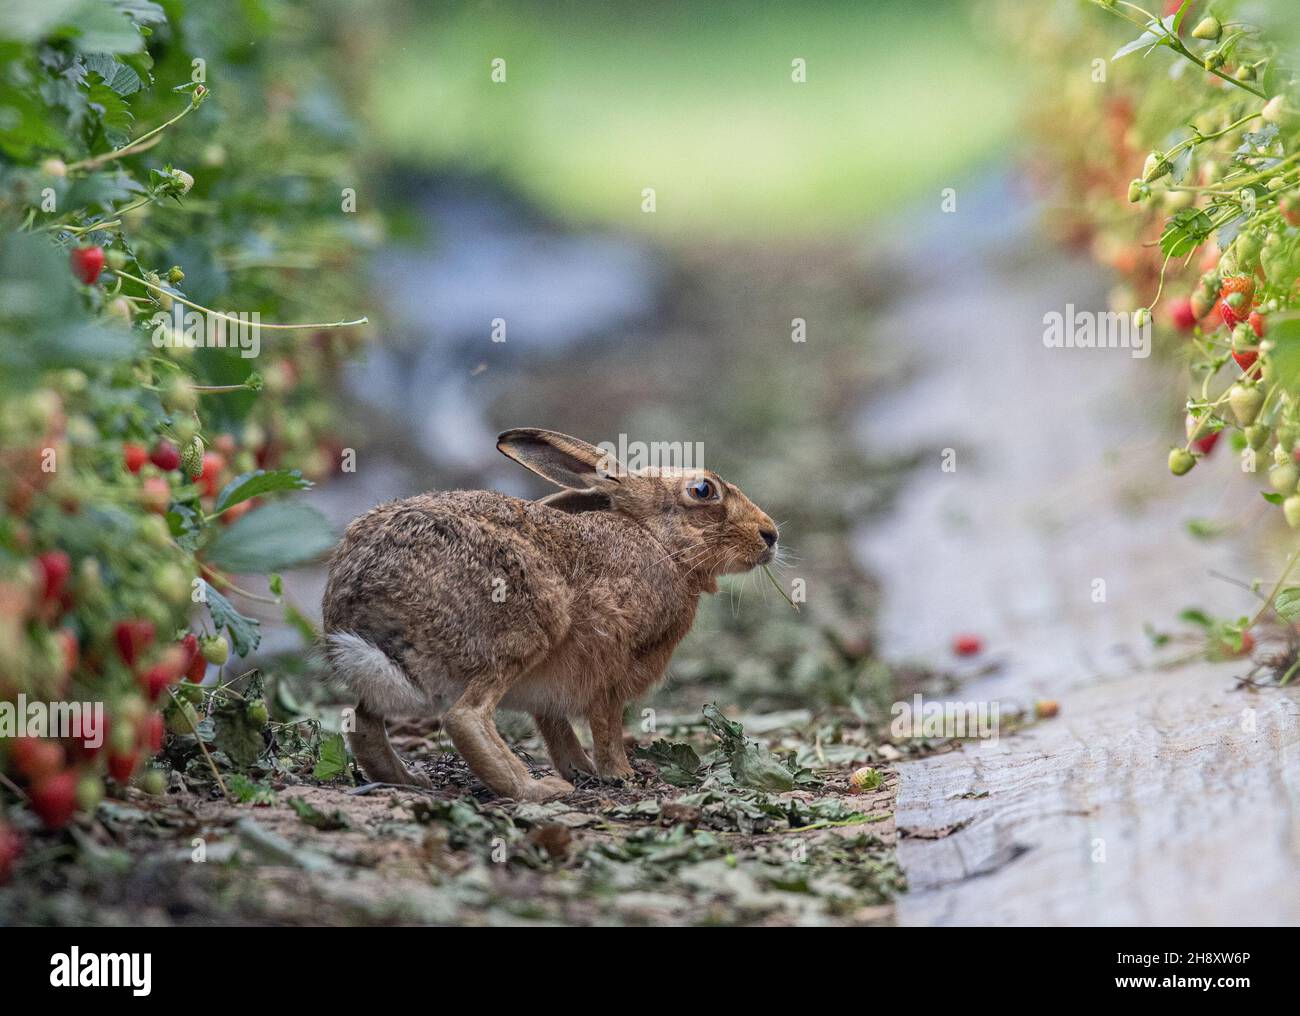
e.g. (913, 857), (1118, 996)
(114, 269), (367, 330)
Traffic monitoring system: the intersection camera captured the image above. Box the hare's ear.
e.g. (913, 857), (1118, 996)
(496, 428), (622, 490)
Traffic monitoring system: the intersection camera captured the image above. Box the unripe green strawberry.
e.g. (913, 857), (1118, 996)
(161, 375), (197, 414)
(1229, 383), (1264, 426)
(76, 773), (104, 813)
(200, 634), (229, 666)
(1191, 287), (1215, 320)
(245, 698), (269, 726)
(1234, 231), (1264, 271)
(848, 766), (881, 792)
(1128, 179), (1150, 203)
(1269, 462), (1298, 494)
(1245, 425), (1269, 450)
(140, 513), (171, 549)
(1169, 448), (1196, 475)
(167, 265), (185, 284)
(77, 557), (104, 599)
(155, 563), (189, 605)
(165, 700), (200, 735)
(1142, 152), (1171, 183)
(1204, 50), (1224, 72)
(173, 414), (199, 444)
(141, 769), (166, 796)
(1191, 16), (1221, 40)
(1263, 96), (1285, 123)
(181, 435), (204, 479)
(1285, 495), (1300, 528)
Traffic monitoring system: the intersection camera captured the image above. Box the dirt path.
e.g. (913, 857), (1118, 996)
(856, 192), (1300, 925)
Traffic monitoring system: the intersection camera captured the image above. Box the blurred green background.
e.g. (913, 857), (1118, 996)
(357, 0), (1019, 236)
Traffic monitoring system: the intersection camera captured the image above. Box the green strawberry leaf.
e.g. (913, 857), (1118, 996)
(1273, 587), (1300, 623)
(312, 733), (350, 782)
(211, 697), (266, 770)
(205, 500), (334, 573)
(1160, 208), (1213, 258)
(202, 580), (261, 656)
(214, 468), (313, 513)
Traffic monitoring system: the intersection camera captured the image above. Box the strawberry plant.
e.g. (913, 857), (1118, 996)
(0, 0), (374, 857)
(1029, 1), (1300, 661)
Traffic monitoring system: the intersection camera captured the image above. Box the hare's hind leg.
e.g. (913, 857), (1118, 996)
(326, 631), (432, 789)
(350, 703), (433, 789)
(445, 670), (572, 802)
(533, 712), (594, 781)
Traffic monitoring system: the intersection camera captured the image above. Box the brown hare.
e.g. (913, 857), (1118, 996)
(321, 428), (778, 802)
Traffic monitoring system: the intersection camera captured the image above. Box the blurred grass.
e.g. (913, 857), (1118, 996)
(363, 0), (1020, 237)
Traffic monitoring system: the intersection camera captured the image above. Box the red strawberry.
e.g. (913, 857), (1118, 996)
(142, 712), (166, 754)
(141, 475), (170, 513)
(198, 452), (225, 498)
(35, 550), (71, 604)
(57, 628), (79, 677)
(150, 440), (181, 471)
(1218, 276), (1256, 329)
(123, 442), (148, 473)
(221, 499), (254, 525)
(107, 749), (139, 783)
(11, 737), (65, 782)
(0, 822), (23, 884)
(1169, 297), (1197, 332)
(29, 770), (78, 828)
(140, 663), (177, 701)
(1249, 311), (1267, 338)
(180, 633), (207, 682)
(114, 618), (155, 667)
(1232, 349), (1258, 373)
(70, 246), (105, 285)
(1193, 430), (1221, 455)
(952, 633), (983, 657)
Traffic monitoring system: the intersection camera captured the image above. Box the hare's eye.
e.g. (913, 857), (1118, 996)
(688, 479), (715, 501)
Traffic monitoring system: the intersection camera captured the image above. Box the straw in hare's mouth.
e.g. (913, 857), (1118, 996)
(762, 564), (799, 612)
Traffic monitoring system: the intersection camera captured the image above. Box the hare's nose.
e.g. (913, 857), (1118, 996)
(759, 527), (778, 549)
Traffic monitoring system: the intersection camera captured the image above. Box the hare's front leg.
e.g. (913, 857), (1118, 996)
(588, 697), (635, 782)
(445, 671), (573, 802)
(533, 712), (594, 781)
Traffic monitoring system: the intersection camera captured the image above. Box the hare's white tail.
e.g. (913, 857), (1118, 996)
(324, 632), (426, 715)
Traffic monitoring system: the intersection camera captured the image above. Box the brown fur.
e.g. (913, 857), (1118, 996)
(322, 429), (777, 802)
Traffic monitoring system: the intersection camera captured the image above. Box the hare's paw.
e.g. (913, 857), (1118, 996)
(402, 766), (434, 790)
(596, 759), (637, 784)
(517, 775), (574, 802)
(555, 751), (595, 782)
